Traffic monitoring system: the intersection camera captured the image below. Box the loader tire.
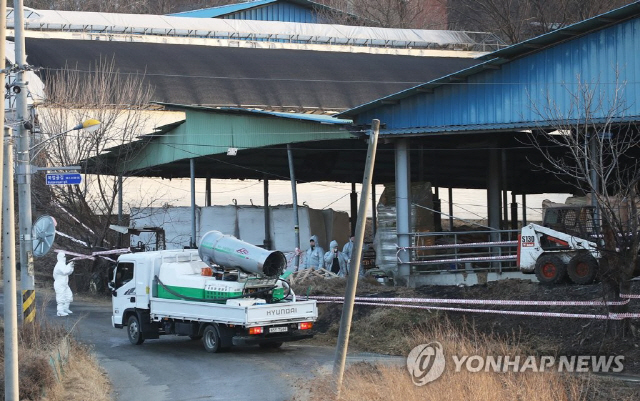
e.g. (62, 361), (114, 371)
(568, 254), (598, 285)
(535, 254), (566, 285)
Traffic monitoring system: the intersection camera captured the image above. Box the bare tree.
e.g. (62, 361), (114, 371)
(527, 72), (640, 333)
(32, 58), (159, 287)
(448, 0), (635, 44)
(316, 0), (449, 29)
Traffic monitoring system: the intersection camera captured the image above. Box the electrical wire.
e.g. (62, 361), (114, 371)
(39, 67), (640, 87)
(412, 203), (496, 231)
(161, 142), (364, 193)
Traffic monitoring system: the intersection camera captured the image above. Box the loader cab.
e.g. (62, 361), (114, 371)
(543, 206), (597, 240)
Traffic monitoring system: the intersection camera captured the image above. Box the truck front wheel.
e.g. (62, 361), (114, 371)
(535, 254), (567, 285)
(568, 254), (598, 285)
(202, 325), (220, 353)
(127, 315), (145, 345)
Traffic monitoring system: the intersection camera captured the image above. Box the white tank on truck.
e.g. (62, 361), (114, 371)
(110, 231), (317, 352)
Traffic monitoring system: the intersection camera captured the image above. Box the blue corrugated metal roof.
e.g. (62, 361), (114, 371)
(338, 3), (640, 135)
(338, 1), (640, 120)
(156, 103), (352, 124)
(169, 0), (344, 19)
(379, 117), (640, 136)
(170, 0), (280, 18)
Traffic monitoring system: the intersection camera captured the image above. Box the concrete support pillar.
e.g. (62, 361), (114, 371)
(487, 149), (501, 270)
(487, 148), (501, 231)
(190, 158), (197, 248)
(510, 192), (518, 230)
(117, 175), (123, 225)
(371, 183), (377, 237)
(350, 182), (357, 236)
(448, 187), (453, 231)
(395, 138), (411, 285)
(433, 186), (442, 232)
(205, 172), (211, 207)
(117, 175), (123, 248)
(502, 149), (508, 229)
(263, 176), (271, 249)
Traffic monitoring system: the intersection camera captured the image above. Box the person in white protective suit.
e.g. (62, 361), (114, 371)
(324, 240), (349, 277)
(53, 252), (74, 316)
(300, 235), (324, 271)
(342, 235), (354, 260)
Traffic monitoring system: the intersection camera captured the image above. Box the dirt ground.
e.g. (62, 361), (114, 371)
(295, 277), (640, 377)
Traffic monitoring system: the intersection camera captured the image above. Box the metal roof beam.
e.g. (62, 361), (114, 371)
(416, 87), (434, 93)
(558, 30), (580, 36)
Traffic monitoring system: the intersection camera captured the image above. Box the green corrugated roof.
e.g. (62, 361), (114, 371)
(87, 105), (353, 175)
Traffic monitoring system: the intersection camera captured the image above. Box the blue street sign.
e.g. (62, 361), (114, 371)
(46, 173), (82, 185)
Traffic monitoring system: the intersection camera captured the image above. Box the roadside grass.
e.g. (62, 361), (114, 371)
(0, 294), (111, 400)
(302, 320), (600, 401)
(57, 342), (110, 401)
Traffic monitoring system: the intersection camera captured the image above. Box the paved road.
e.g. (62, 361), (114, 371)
(3, 290), (403, 401)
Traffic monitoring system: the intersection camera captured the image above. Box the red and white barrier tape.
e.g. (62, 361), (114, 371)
(53, 202), (112, 245)
(311, 295), (631, 307)
(54, 249), (94, 261)
(92, 248), (130, 256)
(55, 230), (89, 246)
(316, 300), (640, 320)
(284, 248), (304, 270)
(54, 248), (129, 263)
(54, 202), (96, 236)
(400, 240), (518, 251)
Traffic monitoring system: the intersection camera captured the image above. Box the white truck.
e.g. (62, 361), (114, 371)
(518, 205), (600, 285)
(110, 231), (317, 352)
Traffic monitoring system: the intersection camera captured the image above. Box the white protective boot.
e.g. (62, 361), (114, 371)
(63, 303), (73, 314)
(57, 303), (68, 317)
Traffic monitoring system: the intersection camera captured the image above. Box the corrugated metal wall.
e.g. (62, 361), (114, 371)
(222, 3), (317, 23)
(354, 17), (640, 132)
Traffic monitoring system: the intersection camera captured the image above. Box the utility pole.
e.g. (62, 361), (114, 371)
(333, 119), (379, 396)
(14, 0), (36, 323)
(2, 0), (20, 395)
(4, 128), (20, 401)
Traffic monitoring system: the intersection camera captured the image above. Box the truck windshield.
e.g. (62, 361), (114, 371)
(115, 262), (134, 288)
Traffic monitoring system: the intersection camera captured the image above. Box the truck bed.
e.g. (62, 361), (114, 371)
(149, 297), (317, 327)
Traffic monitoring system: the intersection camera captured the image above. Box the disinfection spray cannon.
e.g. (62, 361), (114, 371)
(198, 231), (286, 277)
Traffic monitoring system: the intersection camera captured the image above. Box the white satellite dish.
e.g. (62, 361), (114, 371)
(32, 215), (57, 257)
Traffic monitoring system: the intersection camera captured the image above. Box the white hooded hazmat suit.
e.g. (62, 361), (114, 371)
(53, 252), (74, 316)
(301, 235), (324, 270)
(324, 240), (349, 277)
